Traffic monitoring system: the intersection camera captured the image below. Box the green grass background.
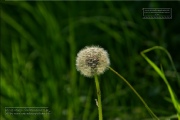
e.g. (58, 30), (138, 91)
(1, 1), (180, 120)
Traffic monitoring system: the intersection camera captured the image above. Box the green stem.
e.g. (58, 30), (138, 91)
(108, 67), (158, 120)
(94, 75), (103, 120)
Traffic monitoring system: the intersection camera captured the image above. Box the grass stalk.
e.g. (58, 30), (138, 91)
(94, 75), (103, 120)
(108, 67), (158, 120)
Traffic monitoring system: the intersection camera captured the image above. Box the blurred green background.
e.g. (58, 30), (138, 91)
(1, 1), (180, 120)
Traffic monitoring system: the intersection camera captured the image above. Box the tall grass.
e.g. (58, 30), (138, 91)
(1, 1), (180, 120)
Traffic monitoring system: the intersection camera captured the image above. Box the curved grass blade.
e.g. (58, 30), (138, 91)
(141, 46), (180, 119)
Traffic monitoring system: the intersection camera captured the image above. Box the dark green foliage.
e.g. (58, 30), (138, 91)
(1, 1), (180, 120)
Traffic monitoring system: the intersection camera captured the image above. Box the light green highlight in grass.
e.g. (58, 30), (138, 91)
(141, 46), (180, 119)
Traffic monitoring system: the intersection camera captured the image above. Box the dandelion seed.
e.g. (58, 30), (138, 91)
(76, 46), (110, 77)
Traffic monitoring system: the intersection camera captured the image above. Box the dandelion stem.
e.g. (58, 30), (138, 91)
(94, 75), (103, 120)
(108, 66), (158, 120)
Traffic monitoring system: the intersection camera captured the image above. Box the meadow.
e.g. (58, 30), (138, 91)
(1, 1), (180, 120)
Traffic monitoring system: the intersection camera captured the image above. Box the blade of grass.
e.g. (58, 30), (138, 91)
(141, 46), (180, 119)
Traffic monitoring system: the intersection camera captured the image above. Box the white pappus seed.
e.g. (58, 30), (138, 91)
(76, 46), (110, 77)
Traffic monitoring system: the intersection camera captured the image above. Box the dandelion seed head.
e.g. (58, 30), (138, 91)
(76, 46), (110, 77)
